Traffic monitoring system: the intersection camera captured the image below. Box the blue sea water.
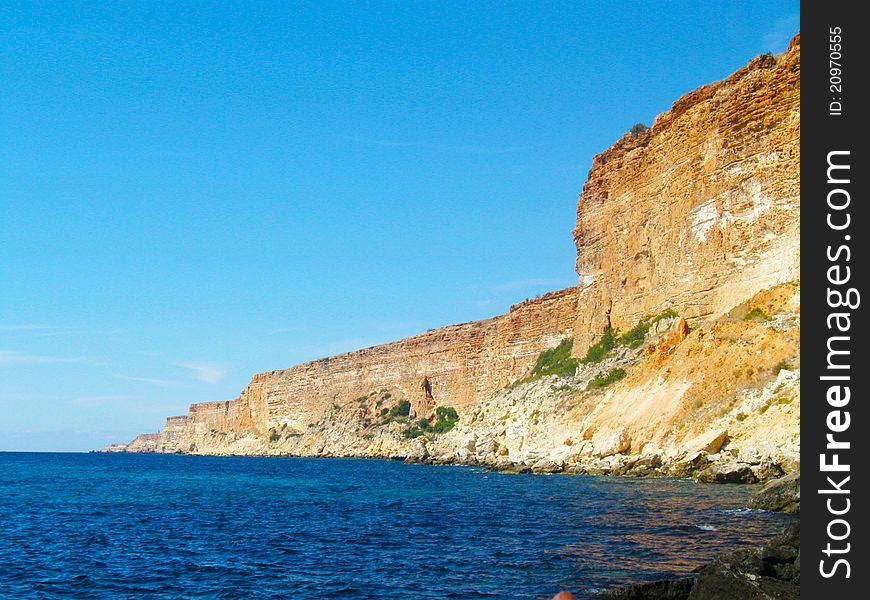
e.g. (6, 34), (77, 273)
(0, 453), (795, 599)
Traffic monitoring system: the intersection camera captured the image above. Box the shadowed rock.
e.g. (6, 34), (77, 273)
(748, 472), (800, 513)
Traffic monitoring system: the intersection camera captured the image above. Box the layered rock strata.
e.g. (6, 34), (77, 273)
(107, 38), (801, 482)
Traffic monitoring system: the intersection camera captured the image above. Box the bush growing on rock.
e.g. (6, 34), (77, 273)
(588, 368), (627, 389)
(580, 329), (617, 364)
(509, 338), (579, 386)
(629, 122), (649, 138)
(743, 307), (771, 321)
(402, 406), (459, 438)
(389, 400), (411, 418)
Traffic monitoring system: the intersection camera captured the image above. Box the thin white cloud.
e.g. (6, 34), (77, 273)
(0, 324), (62, 331)
(65, 394), (130, 409)
(114, 374), (185, 388)
(0, 350), (98, 366)
(174, 361), (228, 384)
(0, 324), (121, 339)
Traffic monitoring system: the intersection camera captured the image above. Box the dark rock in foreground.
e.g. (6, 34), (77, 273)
(603, 577), (695, 599)
(748, 472), (800, 513)
(603, 522), (799, 600)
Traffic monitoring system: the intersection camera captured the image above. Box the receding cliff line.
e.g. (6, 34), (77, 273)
(137, 286), (581, 453)
(108, 37), (800, 476)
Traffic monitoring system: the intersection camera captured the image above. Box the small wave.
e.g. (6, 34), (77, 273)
(695, 525), (717, 531)
(723, 508), (764, 515)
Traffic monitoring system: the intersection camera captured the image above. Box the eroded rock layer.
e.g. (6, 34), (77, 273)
(572, 37), (799, 353)
(108, 38), (801, 480)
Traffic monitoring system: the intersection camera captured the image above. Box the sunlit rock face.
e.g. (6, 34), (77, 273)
(107, 38), (801, 479)
(572, 36), (799, 354)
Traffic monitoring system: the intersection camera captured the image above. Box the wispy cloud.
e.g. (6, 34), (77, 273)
(65, 394), (130, 409)
(0, 350), (99, 366)
(0, 324), (121, 339)
(174, 361), (228, 384)
(762, 14), (799, 53)
(114, 374), (185, 388)
(342, 135), (543, 156)
(0, 324), (60, 332)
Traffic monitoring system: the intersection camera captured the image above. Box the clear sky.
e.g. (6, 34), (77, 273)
(1, 1), (799, 452)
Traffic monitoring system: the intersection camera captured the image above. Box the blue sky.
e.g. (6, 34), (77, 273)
(0, 1), (799, 451)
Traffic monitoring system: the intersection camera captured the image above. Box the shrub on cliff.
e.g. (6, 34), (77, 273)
(402, 407), (459, 438)
(389, 400), (411, 418)
(743, 307), (771, 321)
(433, 406), (459, 433)
(527, 338), (580, 379)
(618, 309), (678, 349)
(580, 329), (616, 364)
(588, 368), (626, 389)
(402, 426), (425, 439)
(630, 122), (649, 138)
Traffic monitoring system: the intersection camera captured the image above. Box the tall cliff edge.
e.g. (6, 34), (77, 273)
(106, 36), (800, 481)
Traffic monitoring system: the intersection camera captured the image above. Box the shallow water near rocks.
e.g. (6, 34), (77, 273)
(0, 453), (795, 599)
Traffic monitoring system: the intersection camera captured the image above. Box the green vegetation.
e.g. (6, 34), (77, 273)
(760, 394), (795, 414)
(376, 399), (413, 427)
(580, 328), (617, 364)
(528, 338), (579, 378)
(389, 399), (411, 418)
(355, 395), (368, 404)
(630, 122), (649, 137)
(402, 425), (426, 439)
(510, 338), (579, 387)
(587, 368), (626, 389)
(580, 309), (679, 365)
(285, 432), (302, 439)
(433, 406), (459, 433)
(774, 360), (793, 372)
(402, 406), (459, 438)
(332, 403), (342, 412)
(617, 309), (678, 349)
(743, 307), (772, 321)
(269, 430), (281, 443)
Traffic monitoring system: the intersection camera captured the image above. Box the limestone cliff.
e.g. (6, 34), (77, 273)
(107, 37), (801, 481)
(572, 36), (799, 353)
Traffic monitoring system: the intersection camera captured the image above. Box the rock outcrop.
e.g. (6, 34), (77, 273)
(572, 38), (799, 354)
(105, 38), (801, 483)
(604, 522), (800, 600)
(749, 473), (801, 513)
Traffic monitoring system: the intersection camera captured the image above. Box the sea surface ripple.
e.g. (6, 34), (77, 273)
(0, 453), (795, 599)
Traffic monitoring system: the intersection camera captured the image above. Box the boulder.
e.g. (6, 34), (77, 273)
(668, 451), (710, 478)
(681, 429), (728, 455)
(592, 427), (631, 457)
(748, 472), (800, 513)
(694, 461), (758, 484)
(689, 522), (799, 599)
(603, 577), (694, 599)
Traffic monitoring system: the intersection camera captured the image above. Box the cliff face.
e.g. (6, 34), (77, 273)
(108, 37), (800, 479)
(572, 39), (799, 352)
(148, 287), (579, 454)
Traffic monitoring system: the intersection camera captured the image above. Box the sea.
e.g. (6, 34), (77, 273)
(0, 452), (795, 599)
